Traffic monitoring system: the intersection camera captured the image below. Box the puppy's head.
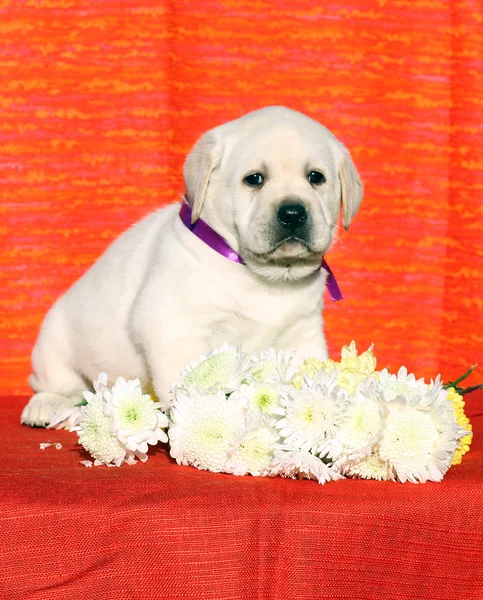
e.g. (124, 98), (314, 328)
(184, 106), (363, 282)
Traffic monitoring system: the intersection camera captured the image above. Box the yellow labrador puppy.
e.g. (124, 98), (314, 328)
(21, 106), (363, 426)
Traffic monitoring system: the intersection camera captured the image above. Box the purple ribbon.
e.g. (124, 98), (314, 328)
(179, 203), (343, 302)
(320, 257), (343, 302)
(179, 202), (245, 265)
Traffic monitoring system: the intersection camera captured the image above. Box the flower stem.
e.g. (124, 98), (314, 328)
(457, 384), (483, 396)
(444, 364), (478, 388)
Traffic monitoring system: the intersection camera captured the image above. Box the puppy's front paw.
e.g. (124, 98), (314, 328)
(21, 393), (78, 427)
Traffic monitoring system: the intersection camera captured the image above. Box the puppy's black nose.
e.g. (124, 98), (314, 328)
(277, 204), (307, 231)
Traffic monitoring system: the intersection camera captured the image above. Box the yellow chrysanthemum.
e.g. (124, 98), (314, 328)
(291, 357), (326, 390)
(335, 368), (371, 394)
(292, 341), (377, 393)
(446, 387), (472, 465)
(340, 341), (377, 374)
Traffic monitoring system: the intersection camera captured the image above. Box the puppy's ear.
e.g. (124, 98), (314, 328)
(183, 132), (223, 224)
(338, 144), (364, 231)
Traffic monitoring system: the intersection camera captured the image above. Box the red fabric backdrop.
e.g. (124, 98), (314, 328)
(1, 6), (482, 384)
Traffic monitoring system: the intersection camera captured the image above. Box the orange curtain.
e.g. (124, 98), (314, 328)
(1, 0), (482, 394)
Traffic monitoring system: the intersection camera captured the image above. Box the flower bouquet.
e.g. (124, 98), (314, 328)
(48, 341), (477, 484)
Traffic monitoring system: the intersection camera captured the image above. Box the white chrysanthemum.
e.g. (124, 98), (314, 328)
(431, 376), (469, 447)
(378, 394), (463, 483)
(330, 379), (386, 467)
(47, 405), (83, 431)
(268, 449), (343, 484)
(180, 343), (248, 392)
(247, 347), (297, 384)
(104, 376), (169, 460)
(342, 449), (394, 481)
(74, 386), (127, 467)
(226, 414), (281, 476)
(234, 380), (286, 416)
(169, 387), (243, 472)
(277, 370), (348, 454)
(92, 372), (110, 396)
(426, 378), (470, 473)
(378, 366), (434, 405)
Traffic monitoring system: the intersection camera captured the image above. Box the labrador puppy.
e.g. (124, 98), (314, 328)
(21, 106), (363, 426)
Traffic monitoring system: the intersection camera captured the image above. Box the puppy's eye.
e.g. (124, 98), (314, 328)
(244, 173), (264, 187)
(308, 171), (326, 185)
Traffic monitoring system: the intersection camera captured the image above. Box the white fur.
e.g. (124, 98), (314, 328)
(22, 106), (363, 426)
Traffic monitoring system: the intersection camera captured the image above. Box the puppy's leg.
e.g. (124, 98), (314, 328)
(21, 390), (85, 427)
(22, 346), (88, 427)
(293, 334), (329, 366)
(144, 335), (210, 410)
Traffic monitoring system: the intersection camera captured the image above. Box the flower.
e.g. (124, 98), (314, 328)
(73, 375), (127, 467)
(39, 442), (62, 450)
(291, 341), (376, 394)
(277, 369), (348, 455)
(340, 340), (377, 373)
(377, 393), (462, 483)
(180, 343), (247, 392)
(169, 387), (243, 472)
(378, 366), (433, 405)
(446, 387), (473, 465)
(247, 347), (297, 384)
(234, 380), (286, 416)
(47, 405), (83, 431)
(226, 414), (281, 476)
(268, 449), (343, 484)
(377, 367), (471, 478)
(453, 432), (473, 466)
(334, 342), (377, 393)
(342, 449), (394, 481)
(67, 343), (475, 483)
(73, 373), (169, 466)
(335, 368), (371, 394)
(291, 356), (325, 390)
(104, 376), (169, 460)
(329, 379), (386, 468)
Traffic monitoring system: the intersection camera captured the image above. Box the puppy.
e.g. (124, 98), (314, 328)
(21, 106), (363, 426)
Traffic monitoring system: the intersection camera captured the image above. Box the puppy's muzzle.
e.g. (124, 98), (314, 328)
(277, 203), (307, 232)
(274, 201), (311, 248)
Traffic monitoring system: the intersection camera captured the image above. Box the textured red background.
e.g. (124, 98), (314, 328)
(1, 0), (482, 393)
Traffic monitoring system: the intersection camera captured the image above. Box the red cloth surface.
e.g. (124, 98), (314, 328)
(1, 392), (482, 600)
